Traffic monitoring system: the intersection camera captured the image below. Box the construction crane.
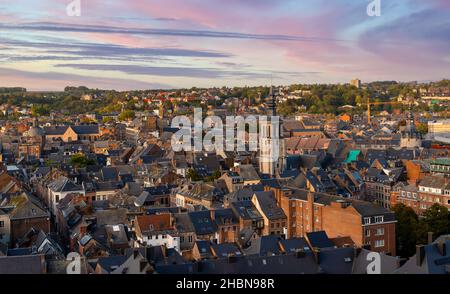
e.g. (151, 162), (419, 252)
(366, 97), (405, 125)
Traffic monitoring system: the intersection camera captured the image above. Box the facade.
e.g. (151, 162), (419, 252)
(428, 120), (450, 136)
(251, 191), (287, 237)
(271, 187), (396, 255)
(430, 158), (450, 176)
(0, 209), (11, 245)
(135, 214), (180, 252)
(47, 176), (85, 214)
(417, 175), (450, 212)
(44, 125), (100, 142)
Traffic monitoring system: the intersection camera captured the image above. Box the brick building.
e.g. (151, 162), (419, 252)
(251, 191), (287, 237)
(269, 186), (396, 255)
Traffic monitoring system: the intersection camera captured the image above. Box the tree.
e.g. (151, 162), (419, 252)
(187, 169), (202, 181)
(205, 170), (221, 182)
(417, 204), (450, 243)
(118, 110), (135, 121)
(392, 204), (419, 257)
(70, 153), (95, 168)
(31, 104), (50, 117)
(416, 122), (428, 135)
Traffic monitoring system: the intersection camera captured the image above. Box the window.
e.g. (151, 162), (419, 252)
(0, 221), (4, 228)
(374, 216), (384, 223)
(188, 235), (193, 243)
(375, 240), (385, 248)
(0, 233), (3, 240)
(364, 217), (371, 225)
(376, 228), (384, 236)
(55, 195), (60, 203)
(365, 229), (370, 237)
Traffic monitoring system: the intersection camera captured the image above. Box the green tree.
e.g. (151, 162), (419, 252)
(31, 104), (50, 117)
(187, 169), (203, 181)
(205, 170), (221, 182)
(417, 204), (450, 243)
(392, 204), (419, 257)
(70, 153), (95, 168)
(416, 122), (428, 135)
(118, 110), (135, 121)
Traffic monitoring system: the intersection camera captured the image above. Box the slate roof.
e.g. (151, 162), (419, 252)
(279, 237), (311, 253)
(9, 195), (49, 220)
(0, 255), (46, 274)
(97, 255), (128, 273)
(48, 176), (83, 193)
(71, 125), (99, 135)
(195, 240), (212, 258)
(211, 243), (242, 258)
(173, 213), (195, 233)
(230, 200), (263, 221)
(244, 235), (281, 256)
(252, 191), (286, 220)
(318, 247), (355, 274)
(238, 164), (260, 181)
(155, 253), (319, 274)
(224, 189), (254, 203)
(352, 248), (400, 274)
(306, 231), (335, 249)
(188, 210), (217, 235)
(393, 237), (450, 274)
(44, 126), (68, 136)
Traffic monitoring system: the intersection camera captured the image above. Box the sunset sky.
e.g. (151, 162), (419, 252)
(0, 0), (449, 90)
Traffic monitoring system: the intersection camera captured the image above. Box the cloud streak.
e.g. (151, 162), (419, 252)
(0, 22), (348, 43)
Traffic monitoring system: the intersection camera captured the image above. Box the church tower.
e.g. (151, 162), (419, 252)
(259, 86), (286, 177)
(400, 103), (421, 148)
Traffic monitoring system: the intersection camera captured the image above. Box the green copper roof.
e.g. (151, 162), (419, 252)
(431, 158), (450, 166)
(345, 150), (361, 163)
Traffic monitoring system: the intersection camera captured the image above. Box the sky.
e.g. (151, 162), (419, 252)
(0, 0), (449, 91)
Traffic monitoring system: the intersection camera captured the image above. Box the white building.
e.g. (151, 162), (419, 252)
(47, 176), (85, 214)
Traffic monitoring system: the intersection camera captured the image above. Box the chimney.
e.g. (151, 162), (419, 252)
(295, 249), (306, 258)
(427, 232), (434, 244)
(140, 260), (148, 273)
(79, 224), (88, 236)
(133, 248), (139, 259)
(210, 209), (215, 222)
(437, 241), (446, 256)
(227, 254), (237, 263)
(313, 248), (321, 264)
(362, 244), (371, 251)
(416, 245), (425, 266)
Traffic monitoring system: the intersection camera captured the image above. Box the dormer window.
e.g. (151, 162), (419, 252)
(374, 216), (384, 223)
